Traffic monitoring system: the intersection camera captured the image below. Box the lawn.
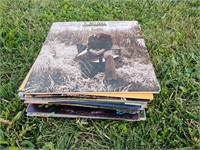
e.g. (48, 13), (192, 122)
(0, 0), (199, 149)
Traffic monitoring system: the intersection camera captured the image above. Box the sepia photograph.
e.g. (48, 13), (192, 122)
(24, 22), (160, 93)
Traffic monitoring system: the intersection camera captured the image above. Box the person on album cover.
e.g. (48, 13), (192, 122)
(76, 33), (117, 84)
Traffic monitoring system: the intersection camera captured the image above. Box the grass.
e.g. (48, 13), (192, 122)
(0, 0), (199, 149)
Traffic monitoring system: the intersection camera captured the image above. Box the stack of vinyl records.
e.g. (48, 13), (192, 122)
(18, 21), (160, 121)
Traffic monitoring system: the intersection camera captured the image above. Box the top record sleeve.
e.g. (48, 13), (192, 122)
(19, 21), (160, 94)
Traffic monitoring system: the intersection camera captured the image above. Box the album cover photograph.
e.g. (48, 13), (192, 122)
(23, 21), (160, 93)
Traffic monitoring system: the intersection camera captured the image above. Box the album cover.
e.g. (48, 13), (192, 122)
(21, 92), (154, 100)
(23, 97), (148, 107)
(26, 104), (146, 121)
(19, 21), (160, 94)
